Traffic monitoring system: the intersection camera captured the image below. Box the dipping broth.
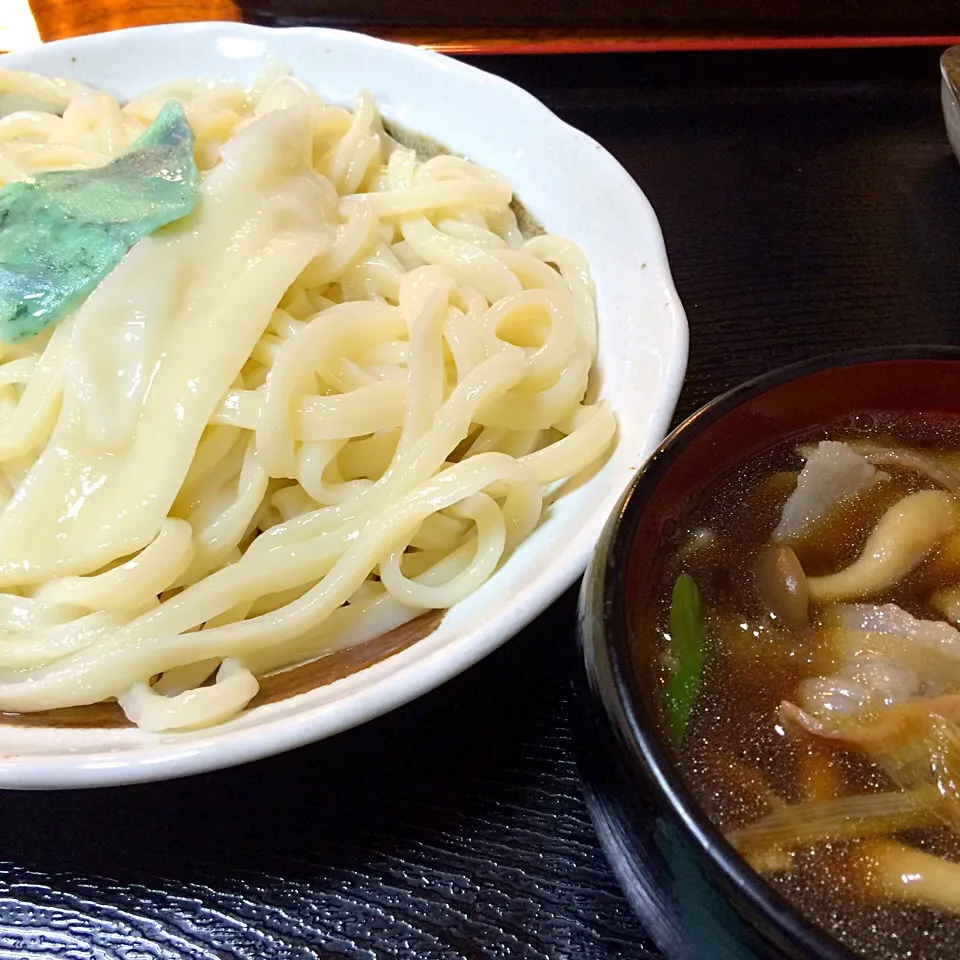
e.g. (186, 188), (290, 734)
(653, 412), (960, 959)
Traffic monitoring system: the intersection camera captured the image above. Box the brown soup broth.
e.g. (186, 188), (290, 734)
(651, 411), (960, 960)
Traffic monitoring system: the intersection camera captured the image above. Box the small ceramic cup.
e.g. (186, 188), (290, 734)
(575, 345), (960, 960)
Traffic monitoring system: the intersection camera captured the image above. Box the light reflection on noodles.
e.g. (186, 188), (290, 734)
(0, 66), (616, 730)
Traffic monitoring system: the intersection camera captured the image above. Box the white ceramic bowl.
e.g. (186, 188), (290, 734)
(0, 22), (687, 788)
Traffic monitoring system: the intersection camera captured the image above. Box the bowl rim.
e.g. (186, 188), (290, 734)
(594, 344), (960, 959)
(0, 21), (688, 788)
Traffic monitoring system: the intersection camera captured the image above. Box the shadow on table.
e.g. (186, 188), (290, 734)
(0, 584), (652, 958)
(2, 587), (581, 877)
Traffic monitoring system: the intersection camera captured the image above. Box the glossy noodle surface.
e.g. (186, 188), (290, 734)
(0, 66), (614, 731)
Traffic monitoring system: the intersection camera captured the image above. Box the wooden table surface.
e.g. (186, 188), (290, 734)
(24, 0), (960, 55)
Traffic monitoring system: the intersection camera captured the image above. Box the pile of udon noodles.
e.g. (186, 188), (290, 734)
(0, 66), (614, 731)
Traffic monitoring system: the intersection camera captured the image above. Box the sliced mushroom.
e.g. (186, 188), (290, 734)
(932, 584), (960, 625)
(807, 490), (960, 602)
(756, 543), (809, 628)
(856, 839), (960, 912)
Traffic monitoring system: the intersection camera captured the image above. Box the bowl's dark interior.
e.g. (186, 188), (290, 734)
(608, 351), (960, 959)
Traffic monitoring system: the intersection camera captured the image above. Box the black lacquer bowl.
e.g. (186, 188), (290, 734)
(574, 346), (960, 960)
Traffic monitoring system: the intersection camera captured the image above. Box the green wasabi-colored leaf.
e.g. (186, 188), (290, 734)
(0, 99), (199, 343)
(665, 573), (706, 744)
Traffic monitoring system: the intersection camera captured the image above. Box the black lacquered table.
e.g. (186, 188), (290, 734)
(3, 45), (959, 960)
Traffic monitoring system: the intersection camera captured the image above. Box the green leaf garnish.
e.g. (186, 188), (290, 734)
(665, 572), (706, 744)
(0, 99), (200, 343)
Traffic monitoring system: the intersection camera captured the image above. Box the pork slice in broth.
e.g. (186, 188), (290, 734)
(774, 441), (884, 542)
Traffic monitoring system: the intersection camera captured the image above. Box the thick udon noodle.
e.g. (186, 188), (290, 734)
(0, 66), (614, 731)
